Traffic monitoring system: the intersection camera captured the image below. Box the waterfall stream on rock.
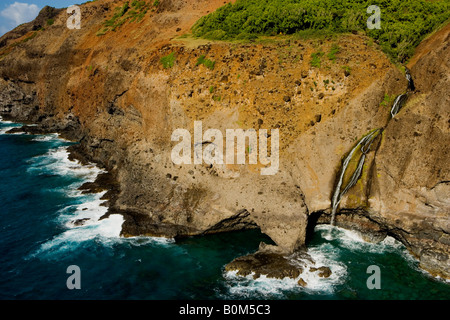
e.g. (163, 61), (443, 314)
(330, 129), (381, 225)
(390, 93), (408, 118)
(330, 68), (416, 226)
(405, 67), (415, 92)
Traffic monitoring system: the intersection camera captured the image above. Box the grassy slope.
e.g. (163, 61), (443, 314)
(191, 0), (450, 63)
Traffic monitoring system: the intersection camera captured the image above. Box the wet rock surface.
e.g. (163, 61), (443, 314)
(225, 243), (332, 284)
(225, 251), (303, 280)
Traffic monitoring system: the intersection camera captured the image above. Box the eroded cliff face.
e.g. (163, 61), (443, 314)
(368, 24), (450, 278)
(0, 0), (448, 279)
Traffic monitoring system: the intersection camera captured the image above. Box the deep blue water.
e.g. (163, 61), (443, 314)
(0, 119), (449, 300)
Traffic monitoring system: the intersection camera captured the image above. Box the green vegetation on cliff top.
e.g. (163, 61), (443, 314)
(192, 0), (450, 62)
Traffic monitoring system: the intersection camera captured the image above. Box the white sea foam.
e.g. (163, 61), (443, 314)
(0, 115), (12, 123)
(122, 235), (175, 247)
(0, 117), (23, 134)
(35, 213), (125, 256)
(27, 141), (174, 259)
(316, 224), (406, 254)
(224, 248), (347, 298)
(0, 126), (12, 134)
(59, 191), (109, 227)
(223, 224), (415, 298)
(24, 141), (128, 258)
(0, 125), (22, 134)
(31, 186), (125, 257)
(31, 133), (60, 142)
(224, 271), (300, 298)
(35, 193), (174, 257)
(27, 146), (104, 182)
(318, 225), (450, 285)
(293, 245), (347, 292)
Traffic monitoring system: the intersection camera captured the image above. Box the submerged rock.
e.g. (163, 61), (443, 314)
(225, 243), (332, 285)
(309, 266), (332, 278)
(72, 218), (90, 226)
(225, 249), (302, 280)
(297, 278), (307, 287)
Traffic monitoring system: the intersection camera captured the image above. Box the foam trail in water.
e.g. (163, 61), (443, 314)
(0, 126), (14, 134)
(31, 191), (125, 258)
(27, 146), (104, 182)
(31, 133), (60, 142)
(24, 141), (127, 258)
(224, 250), (347, 298)
(0, 117), (24, 134)
(35, 191), (173, 257)
(292, 244), (347, 292)
(223, 224), (416, 298)
(316, 224), (406, 254)
(0, 125), (23, 134)
(224, 271), (301, 298)
(224, 237), (348, 298)
(27, 142), (174, 259)
(0, 115), (10, 123)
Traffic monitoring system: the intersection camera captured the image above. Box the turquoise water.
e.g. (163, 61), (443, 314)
(0, 119), (449, 300)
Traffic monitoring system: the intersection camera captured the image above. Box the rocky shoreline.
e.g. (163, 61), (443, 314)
(0, 1), (448, 282)
(0, 116), (379, 285)
(1, 102), (448, 284)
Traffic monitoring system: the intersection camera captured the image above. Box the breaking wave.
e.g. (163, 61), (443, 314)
(223, 224), (413, 298)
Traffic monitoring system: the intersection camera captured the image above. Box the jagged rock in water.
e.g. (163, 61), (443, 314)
(72, 218), (90, 226)
(309, 266), (332, 278)
(225, 244), (303, 280)
(297, 278), (307, 287)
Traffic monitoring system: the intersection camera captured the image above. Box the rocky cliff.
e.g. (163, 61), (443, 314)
(0, 0), (448, 280)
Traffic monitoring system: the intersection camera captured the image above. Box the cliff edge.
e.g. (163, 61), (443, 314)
(0, 0), (448, 279)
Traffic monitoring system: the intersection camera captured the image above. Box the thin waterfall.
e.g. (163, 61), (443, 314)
(391, 67), (416, 118)
(405, 67), (415, 92)
(390, 93), (408, 118)
(330, 129), (381, 225)
(329, 66), (415, 226)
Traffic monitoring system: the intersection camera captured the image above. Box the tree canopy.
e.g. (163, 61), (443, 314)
(192, 0), (450, 62)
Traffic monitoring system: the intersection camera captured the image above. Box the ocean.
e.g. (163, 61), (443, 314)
(0, 117), (449, 300)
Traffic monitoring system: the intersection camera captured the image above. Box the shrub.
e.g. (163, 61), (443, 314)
(310, 51), (324, 68)
(160, 52), (176, 69)
(203, 30), (228, 40)
(196, 55), (216, 70)
(381, 94), (396, 107)
(327, 43), (340, 62)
